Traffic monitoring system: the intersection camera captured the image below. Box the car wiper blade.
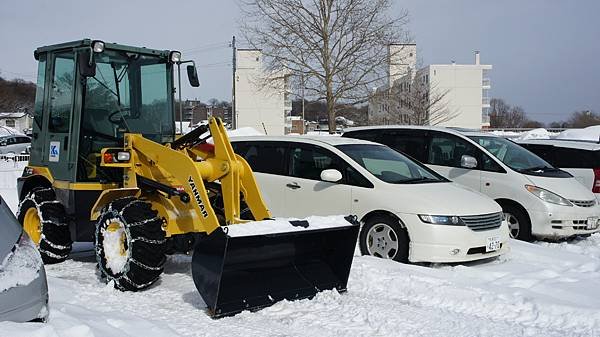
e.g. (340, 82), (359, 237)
(396, 177), (441, 184)
(522, 165), (557, 172)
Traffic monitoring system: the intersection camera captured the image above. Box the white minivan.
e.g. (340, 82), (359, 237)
(343, 126), (600, 241)
(231, 136), (509, 263)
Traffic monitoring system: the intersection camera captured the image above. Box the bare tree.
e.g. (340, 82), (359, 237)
(489, 98), (525, 128)
(240, 0), (409, 133)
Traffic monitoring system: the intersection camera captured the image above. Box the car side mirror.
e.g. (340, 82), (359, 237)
(79, 48), (96, 77)
(187, 65), (200, 87)
(321, 169), (342, 183)
(461, 155), (478, 169)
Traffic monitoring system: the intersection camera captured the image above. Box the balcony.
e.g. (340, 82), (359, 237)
(482, 97), (490, 106)
(482, 78), (491, 88)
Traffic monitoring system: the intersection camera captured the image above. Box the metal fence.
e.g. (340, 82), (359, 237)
(0, 154), (29, 170)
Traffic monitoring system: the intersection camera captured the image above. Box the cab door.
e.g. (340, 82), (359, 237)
(43, 51), (77, 181)
(283, 143), (352, 218)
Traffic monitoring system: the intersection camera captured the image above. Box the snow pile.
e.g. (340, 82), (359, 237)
(0, 161), (27, 213)
(489, 130), (522, 138)
(516, 128), (552, 140)
(224, 215), (353, 237)
(227, 127), (263, 138)
(0, 235), (42, 292)
(0, 126), (25, 137)
(100, 220), (129, 274)
(557, 126), (600, 142)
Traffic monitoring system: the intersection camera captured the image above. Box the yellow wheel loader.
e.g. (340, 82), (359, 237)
(16, 39), (359, 317)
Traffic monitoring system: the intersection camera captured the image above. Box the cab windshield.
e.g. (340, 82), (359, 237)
(469, 136), (569, 177)
(79, 49), (173, 182)
(337, 144), (446, 184)
(82, 49), (173, 144)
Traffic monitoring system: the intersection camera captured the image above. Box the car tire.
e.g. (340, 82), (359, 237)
(95, 196), (166, 291)
(502, 204), (533, 242)
(359, 215), (409, 263)
(17, 187), (72, 264)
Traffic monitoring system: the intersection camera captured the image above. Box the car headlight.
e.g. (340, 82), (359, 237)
(418, 214), (464, 225)
(525, 185), (573, 206)
(0, 232), (43, 289)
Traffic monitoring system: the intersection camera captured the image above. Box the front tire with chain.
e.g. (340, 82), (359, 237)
(95, 197), (166, 291)
(17, 187), (72, 264)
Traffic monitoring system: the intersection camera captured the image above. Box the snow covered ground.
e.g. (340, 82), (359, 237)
(2, 166), (600, 336)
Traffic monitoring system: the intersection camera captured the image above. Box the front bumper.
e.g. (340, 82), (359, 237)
(0, 265), (49, 322)
(529, 205), (600, 239)
(404, 215), (510, 263)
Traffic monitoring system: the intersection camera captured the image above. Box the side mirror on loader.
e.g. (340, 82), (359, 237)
(79, 48), (96, 77)
(187, 65), (200, 87)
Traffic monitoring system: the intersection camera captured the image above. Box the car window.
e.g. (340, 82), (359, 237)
(6, 137), (16, 145)
(289, 145), (341, 181)
(379, 130), (428, 162)
(428, 132), (480, 169)
(337, 144), (446, 184)
(553, 148), (600, 168)
(470, 136), (570, 177)
(343, 130), (380, 142)
(233, 142), (287, 175)
(18, 137), (30, 144)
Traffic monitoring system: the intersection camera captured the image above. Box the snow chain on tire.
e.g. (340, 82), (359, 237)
(17, 187), (72, 264)
(95, 197), (167, 291)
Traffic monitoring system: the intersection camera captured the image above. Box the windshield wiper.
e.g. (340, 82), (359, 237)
(395, 177), (441, 184)
(518, 165), (560, 173)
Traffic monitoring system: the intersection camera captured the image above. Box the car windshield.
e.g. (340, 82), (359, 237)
(469, 136), (556, 172)
(336, 144), (446, 184)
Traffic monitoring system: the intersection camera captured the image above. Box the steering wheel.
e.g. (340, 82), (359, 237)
(108, 107), (131, 124)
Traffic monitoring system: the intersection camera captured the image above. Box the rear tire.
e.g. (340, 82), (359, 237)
(95, 197), (166, 291)
(359, 215), (409, 263)
(17, 187), (72, 264)
(502, 204), (533, 242)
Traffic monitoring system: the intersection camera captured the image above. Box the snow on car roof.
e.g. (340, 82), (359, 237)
(515, 138), (600, 151)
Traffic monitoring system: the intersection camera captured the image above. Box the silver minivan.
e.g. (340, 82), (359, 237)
(0, 195), (49, 322)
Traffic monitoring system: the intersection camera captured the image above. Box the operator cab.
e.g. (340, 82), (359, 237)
(30, 39), (199, 183)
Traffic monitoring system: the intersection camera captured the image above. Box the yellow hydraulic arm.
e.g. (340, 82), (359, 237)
(93, 118), (271, 235)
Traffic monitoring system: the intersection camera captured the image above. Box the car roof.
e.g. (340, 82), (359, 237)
(230, 135), (381, 147)
(515, 138), (600, 151)
(342, 125), (498, 139)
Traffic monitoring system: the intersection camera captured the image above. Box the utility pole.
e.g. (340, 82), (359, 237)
(231, 36), (237, 129)
(301, 74), (305, 134)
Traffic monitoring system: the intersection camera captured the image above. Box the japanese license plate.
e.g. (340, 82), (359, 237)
(586, 217), (599, 230)
(486, 236), (501, 252)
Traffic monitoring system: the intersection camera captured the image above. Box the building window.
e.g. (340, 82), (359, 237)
(5, 119), (15, 127)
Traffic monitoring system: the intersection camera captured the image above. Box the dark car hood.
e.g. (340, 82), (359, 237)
(0, 196), (22, 260)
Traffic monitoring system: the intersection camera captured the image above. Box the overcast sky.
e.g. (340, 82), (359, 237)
(1, 0), (598, 123)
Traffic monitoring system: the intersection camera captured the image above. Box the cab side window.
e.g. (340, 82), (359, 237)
(428, 133), (480, 169)
(48, 52), (75, 133)
(233, 142), (287, 175)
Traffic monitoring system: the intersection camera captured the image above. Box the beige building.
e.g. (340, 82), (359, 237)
(235, 49), (291, 135)
(369, 46), (492, 129)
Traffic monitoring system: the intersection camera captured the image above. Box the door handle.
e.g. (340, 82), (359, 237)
(286, 183), (301, 190)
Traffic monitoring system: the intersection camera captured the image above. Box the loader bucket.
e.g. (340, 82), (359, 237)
(191, 215), (359, 318)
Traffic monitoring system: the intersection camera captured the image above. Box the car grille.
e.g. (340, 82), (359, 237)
(569, 199), (596, 207)
(460, 212), (503, 232)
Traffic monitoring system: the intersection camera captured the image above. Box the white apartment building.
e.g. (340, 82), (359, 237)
(369, 45), (492, 129)
(234, 49), (292, 135)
